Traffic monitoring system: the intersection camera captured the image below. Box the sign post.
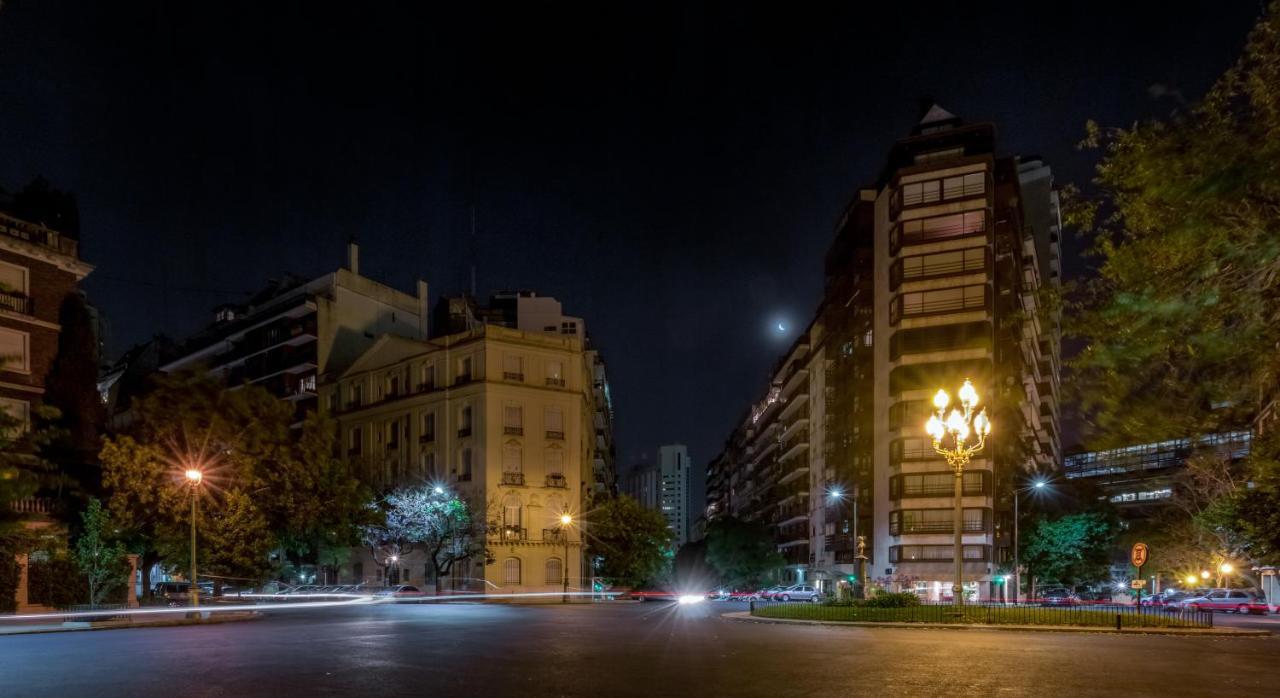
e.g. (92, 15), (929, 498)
(1131, 543), (1150, 608)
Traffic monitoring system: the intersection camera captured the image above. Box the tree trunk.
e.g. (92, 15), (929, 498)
(139, 551), (160, 601)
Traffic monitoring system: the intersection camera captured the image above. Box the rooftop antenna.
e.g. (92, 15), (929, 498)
(469, 205), (477, 298)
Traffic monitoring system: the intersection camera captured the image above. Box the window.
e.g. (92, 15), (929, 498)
(888, 400), (930, 432)
(894, 247), (986, 289)
(420, 451), (435, 479)
(894, 211), (986, 251)
(503, 558), (521, 586)
(349, 383), (363, 408)
(0, 397), (29, 434)
(899, 172), (984, 208)
(421, 412), (435, 442)
(560, 321), (577, 335)
(348, 427), (363, 455)
(458, 405), (472, 436)
(458, 447), (472, 481)
(893, 285), (986, 323)
(0, 327), (29, 373)
(0, 261), (28, 314)
(420, 363), (436, 391)
(545, 446), (564, 477)
(892, 471), (987, 498)
(503, 494), (522, 529)
(503, 442), (523, 473)
(457, 356), (472, 382)
(546, 360), (565, 387)
(890, 508), (988, 535)
(386, 419), (401, 450)
(545, 558), (563, 585)
(503, 354), (524, 381)
(504, 404), (523, 435)
(385, 373), (400, 398)
(326, 391), (338, 413)
(545, 406), (564, 438)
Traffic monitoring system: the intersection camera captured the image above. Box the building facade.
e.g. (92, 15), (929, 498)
(161, 244), (428, 421)
(621, 464), (660, 510)
(657, 444), (691, 547)
(707, 106), (1063, 601)
(0, 210), (93, 432)
(326, 324), (601, 596)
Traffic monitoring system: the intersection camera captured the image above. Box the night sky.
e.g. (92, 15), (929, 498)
(0, 1), (1262, 509)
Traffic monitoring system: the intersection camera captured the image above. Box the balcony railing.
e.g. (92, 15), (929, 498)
(545, 377), (566, 388)
(420, 433), (435, 443)
(545, 474), (567, 488)
(890, 544), (990, 563)
(500, 525), (526, 541)
(504, 426), (524, 436)
(0, 291), (32, 315)
(457, 427), (472, 438)
(889, 519), (987, 536)
(542, 528), (567, 543)
(545, 430), (564, 440)
(501, 472), (525, 486)
(10, 497), (54, 515)
(503, 372), (525, 382)
(0, 211), (78, 258)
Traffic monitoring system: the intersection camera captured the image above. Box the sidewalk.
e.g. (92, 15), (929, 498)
(721, 611), (1271, 636)
(0, 610), (260, 636)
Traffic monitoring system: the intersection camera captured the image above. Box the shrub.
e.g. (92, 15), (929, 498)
(0, 539), (20, 613)
(861, 592), (920, 608)
(28, 557), (88, 609)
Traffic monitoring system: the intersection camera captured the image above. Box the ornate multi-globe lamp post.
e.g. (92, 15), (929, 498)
(925, 379), (991, 608)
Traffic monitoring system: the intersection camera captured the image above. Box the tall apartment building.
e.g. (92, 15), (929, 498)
(0, 209), (93, 430)
(657, 444), (691, 547)
(161, 244), (428, 420)
(326, 315), (604, 596)
(708, 106), (1063, 600)
(621, 464), (660, 510)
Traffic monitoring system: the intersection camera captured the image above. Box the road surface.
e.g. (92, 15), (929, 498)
(2, 600), (1278, 696)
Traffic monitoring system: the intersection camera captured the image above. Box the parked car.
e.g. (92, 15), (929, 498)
(377, 585), (425, 598)
(1182, 589), (1269, 614)
(775, 585), (823, 603)
(1040, 589), (1080, 606)
(751, 586), (787, 601)
(153, 581), (195, 606)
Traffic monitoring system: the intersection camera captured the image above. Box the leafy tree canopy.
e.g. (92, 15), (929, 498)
(586, 495), (672, 588)
(703, 516), (784, 589)
(1022, 512), (1117, 589)
(1068, 2), (1280, 447)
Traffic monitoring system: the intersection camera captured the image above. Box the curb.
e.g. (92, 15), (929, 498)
(720, 611), (1271, 637)
(0, 611), (262, 636)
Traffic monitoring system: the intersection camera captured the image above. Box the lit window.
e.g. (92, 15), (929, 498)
(0, 327), (30, 373)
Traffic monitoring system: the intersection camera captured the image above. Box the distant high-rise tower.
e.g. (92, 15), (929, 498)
(658, 444), (691, 546)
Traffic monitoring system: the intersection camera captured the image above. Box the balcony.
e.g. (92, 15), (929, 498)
(455, 373), (473, 386)
(501, 472), (526, 486)
(890, 509), (990, 536)
(457, 427), (472, 438)
(546, 377), (566, 388)
(504, 426), (524, 436)
(889, 519), (987, 536)
(0, 290), (32, 315)
(890, 285), (989, 326)
(419, 433), (435, 444)
(503, 372), (525, 382)
(542, 528), (567, 543)
(0, 210), (78, 258)
(499, 525), (526, 541)
(890, 544), (990, 563)
(545, 474), (567, 488)
(545, 430), (565, 440)
(10, 496), (55, 515)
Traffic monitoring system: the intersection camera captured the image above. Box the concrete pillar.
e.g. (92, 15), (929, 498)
(126, 554), (140, 608)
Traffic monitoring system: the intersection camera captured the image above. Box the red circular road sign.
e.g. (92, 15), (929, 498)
(1131, 542), (1149, 568)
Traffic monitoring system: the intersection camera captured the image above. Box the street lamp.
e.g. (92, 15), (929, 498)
(559, 513), (573, 604)
(1185, 575), (1198, 587)
(184, 468), (204, 609)
(1219, 562), (1234, 588)
(925, 379), (991, 608)
(1013, 478), (1050, 605)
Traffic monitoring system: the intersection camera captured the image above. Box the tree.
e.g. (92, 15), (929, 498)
(361, 487), (486, 590)
(672, 539), (716, 589)
(704, 517), (785, 589)
(1067, 2), (1280, 447)
(586, 495), (673, 588)
(199, 489), (276, 592)
(100, 370), (300, 595)
(1021, 513), (1117, 590)
(74, 498), (129, 608)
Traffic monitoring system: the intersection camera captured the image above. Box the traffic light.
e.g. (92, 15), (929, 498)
(846, 575), (857, 583)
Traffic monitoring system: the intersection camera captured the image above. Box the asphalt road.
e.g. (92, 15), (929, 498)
(3, 600), (1279, 697)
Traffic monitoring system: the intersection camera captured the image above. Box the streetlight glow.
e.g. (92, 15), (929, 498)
(1033, 480), (1046, 489)
(560, 514), (573, 526)
(1186, 575), (1198, 586)
(184, 469), (203, 484)
(1219, 562), (1234, 575)
(925, 378), (991, 609)
(1201, 570), (1211, 580)
(828, 488), (843, 500)
(433, 486), (444, 495)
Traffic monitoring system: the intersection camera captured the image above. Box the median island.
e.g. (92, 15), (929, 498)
(750, 594), (1214, 630)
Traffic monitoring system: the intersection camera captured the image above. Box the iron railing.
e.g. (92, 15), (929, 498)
(752, 601), (1214, 629)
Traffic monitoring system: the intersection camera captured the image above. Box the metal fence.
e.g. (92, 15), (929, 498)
(751, 601), (1215, 629)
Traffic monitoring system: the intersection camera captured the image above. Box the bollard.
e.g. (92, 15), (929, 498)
(749, 600), (755, 613)
(1115, 613), (1121, 631)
